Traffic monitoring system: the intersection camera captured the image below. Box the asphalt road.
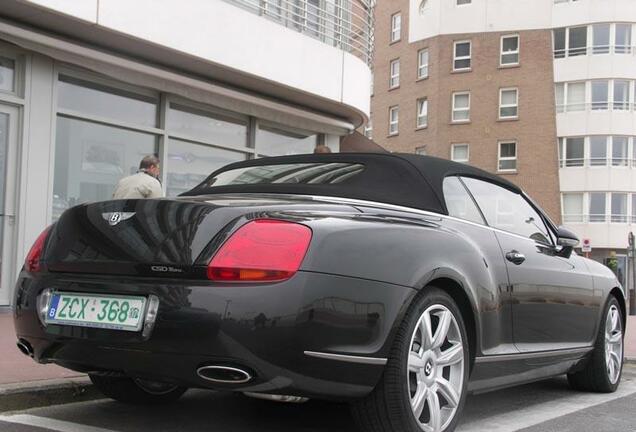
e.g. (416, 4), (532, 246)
(1, 365), (635, 432)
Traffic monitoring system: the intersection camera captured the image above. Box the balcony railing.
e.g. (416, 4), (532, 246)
(554, 45), (635, 59)
(556, 102), (636, 113)
(559, 158), (636, 168)
(224, 0), (375, 66)
(562, 214), (635, 224)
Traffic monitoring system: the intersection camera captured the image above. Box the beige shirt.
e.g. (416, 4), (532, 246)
(112, 172), (163, 199)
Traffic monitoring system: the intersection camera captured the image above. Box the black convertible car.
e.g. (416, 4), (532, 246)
(14, 153), (625, 432)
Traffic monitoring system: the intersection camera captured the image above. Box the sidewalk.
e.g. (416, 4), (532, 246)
(0, 312), (82, 385)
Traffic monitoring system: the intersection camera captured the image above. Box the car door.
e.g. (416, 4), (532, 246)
(461, 177), (598, 352)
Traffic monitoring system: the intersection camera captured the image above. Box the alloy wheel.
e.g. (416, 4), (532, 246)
(408, 304), (465, 432)
(605, 304), (623, 385)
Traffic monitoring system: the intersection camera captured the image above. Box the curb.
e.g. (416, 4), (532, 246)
(0, 376), (103, 413)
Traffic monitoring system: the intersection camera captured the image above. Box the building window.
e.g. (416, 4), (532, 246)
(591, 80), (609, 110)
(391, 13), (402, 43)
(559, 137), (585, 167)
(416, 98), (428, 128)
(589, 136), (608, 166)
(500, 35), (519, 66)
(418, 48), (429, 79)
(453, 41), (471, 71)
(389, 59), (400, 89)
(457, 0), (471, 4)
(555, 82), (586, 112)
(615, 23), (632, 54)
(451, 144), (469, 163)
(612, 136), (629, 166)
(611, 193), (628, 222)
(364, 119), (373, 139)
(389, 106), (399, 135)
(589, 192), (606, 222)
(593, 24), (610, 54)
(613, 80), (631, 110)
(415, 146), (427, 155)
(0, 56), (15, 94)
(498, 141), (517, 171)
(255, 122), (318, 156)
(562, 193), (584, 223)
(553, 26), (587, 58)
(452, 91), (470, 122)
(499, 88), (519, 119)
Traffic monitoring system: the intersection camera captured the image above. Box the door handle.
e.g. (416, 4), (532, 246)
(506, 250), (526, 265)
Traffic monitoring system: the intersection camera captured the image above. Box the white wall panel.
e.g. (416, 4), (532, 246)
(24, 0), (97, 22)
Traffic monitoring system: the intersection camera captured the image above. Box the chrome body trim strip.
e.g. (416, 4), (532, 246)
(304, 350), (388, 365)
(474, 347), (593, 364)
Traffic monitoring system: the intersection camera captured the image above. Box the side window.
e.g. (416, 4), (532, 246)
(461, 177), (552, 244)
(442, 177), (485, 225)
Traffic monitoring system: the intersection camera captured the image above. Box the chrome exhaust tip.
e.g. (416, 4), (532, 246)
(16, 339), (34, 358)
(196, 365), (252, 384)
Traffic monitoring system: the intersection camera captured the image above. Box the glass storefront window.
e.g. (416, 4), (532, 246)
(0, 56), (15, 93)
(165, 139), (246, 197)
(167, 105), (248, 148)
(52, 117), (158, 220)
(256, 123), (317, 156)
(58, 76), (158, 127)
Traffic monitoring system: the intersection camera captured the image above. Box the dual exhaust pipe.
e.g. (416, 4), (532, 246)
(16, 339), (34, 358)
(196, 365), (252, 384)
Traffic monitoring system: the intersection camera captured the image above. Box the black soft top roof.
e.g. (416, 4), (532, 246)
(182, 153), (521, 215)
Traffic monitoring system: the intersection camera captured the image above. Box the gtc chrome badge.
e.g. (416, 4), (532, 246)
(102, 212), (136, 226)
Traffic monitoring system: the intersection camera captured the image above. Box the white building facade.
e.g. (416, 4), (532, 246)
(0, 0), (373, 305)
(406, 0), (636, 283)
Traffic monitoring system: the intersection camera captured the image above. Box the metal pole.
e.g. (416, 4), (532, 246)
(627, 231), (636, 315)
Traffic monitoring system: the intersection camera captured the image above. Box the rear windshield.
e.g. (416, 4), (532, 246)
(203, 163), (365, 187)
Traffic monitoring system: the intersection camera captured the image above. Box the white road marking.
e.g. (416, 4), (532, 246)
(0, 414), (118, 432)
(458, 379), (636, 432)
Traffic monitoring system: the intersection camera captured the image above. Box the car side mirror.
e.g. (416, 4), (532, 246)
(556, 226), (579, 258)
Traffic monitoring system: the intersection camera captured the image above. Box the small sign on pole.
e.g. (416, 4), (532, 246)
(581, 238), (592, 253)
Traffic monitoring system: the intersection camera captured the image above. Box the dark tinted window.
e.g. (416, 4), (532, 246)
(442, 177), (485, 224)
(204, 163), (365, 187)
(461, 177), (552, 244)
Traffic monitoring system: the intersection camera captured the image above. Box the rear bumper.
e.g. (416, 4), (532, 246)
(13, 270), (415, 400)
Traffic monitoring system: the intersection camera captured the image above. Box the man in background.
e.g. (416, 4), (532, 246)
(314, 145), (332, 154)
(113, 155), (163, 199)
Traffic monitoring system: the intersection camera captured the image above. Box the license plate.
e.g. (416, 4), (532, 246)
(45, 292), (147, 332)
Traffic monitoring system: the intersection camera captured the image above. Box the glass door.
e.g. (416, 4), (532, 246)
(0, 104), (18, 305)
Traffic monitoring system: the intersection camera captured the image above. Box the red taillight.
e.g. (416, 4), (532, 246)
(207, 219), (312, 282)
(25, 226), (52, 273)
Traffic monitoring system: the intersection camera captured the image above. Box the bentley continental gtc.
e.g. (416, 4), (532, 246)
(13, 154), (626, 432)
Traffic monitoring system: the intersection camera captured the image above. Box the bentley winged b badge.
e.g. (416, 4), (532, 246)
(102, 212), (136, 226)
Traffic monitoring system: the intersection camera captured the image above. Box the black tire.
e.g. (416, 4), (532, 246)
(89, 374), (187, 404)
(351, 287), (470, 432)
(567, 296), (624, 393)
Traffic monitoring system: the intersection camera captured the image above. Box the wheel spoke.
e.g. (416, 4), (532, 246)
(409, 351), (426, 372)
(420, 313), (434, 349)
(437, 343), (463, 367)
(610, 309), (619, 331)
(436, 377), (460, 408)
(431, 310), (451, 350)
(411, 385), (428, 419)
(427, 386), (442, 432)
(609, 331), (622, 345)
